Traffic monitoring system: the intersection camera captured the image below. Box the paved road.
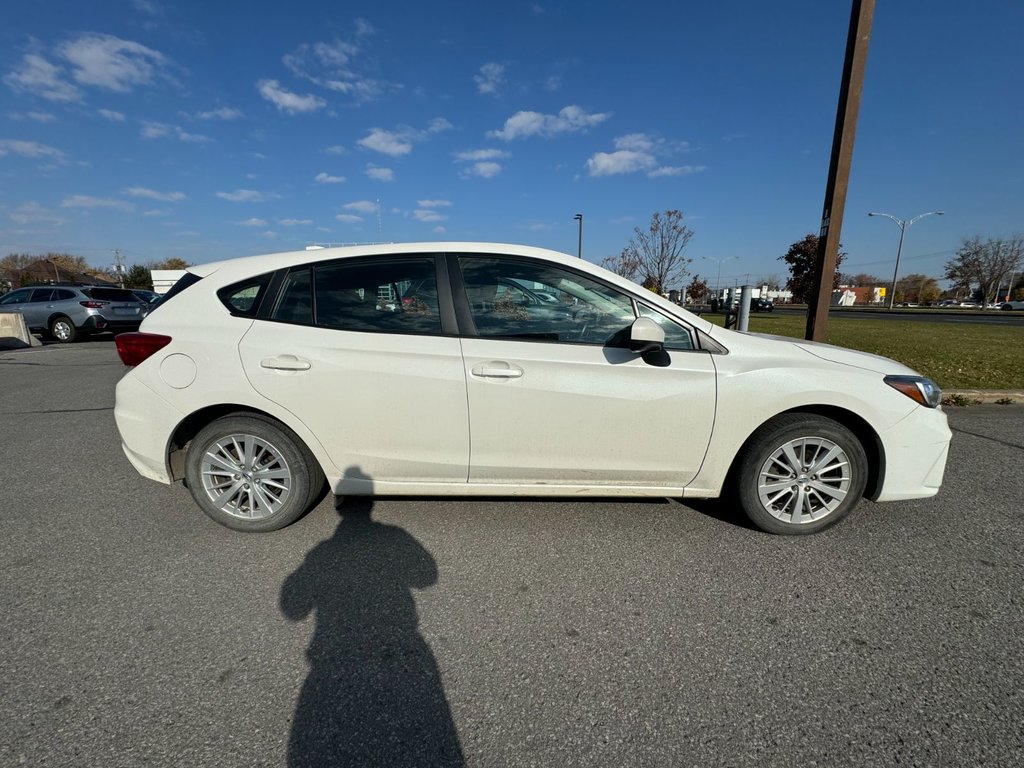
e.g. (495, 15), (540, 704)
(2, 341), (1022, 767)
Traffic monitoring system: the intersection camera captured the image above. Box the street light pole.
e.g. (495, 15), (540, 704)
(867, 210), (944, 309)
(573, 213), (583, 258)
(703, 256), (736, 301)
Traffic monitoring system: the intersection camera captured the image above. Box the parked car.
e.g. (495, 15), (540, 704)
(0, 283), (145, 342)
(750, 297), (774, 312)
(132, 289), (162, 305)
(1001, 300), (1024, 310)
(114, 243), (951, 535)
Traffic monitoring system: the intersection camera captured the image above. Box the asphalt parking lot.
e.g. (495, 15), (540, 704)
(2, 339), (1022, 767)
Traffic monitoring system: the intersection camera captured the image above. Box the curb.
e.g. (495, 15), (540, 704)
(943, 389), (1024, 404)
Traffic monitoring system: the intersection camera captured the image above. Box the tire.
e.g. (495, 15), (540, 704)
(185, 414), (326, 532)
(49, 316), (77, 343)
(733, 414), (867, 535)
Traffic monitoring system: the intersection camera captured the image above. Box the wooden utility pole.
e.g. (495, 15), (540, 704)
(805, 0), (876, 341)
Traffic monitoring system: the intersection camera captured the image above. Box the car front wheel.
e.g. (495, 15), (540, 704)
(185, 414), (325, 532)
(734, 414), (867, 535)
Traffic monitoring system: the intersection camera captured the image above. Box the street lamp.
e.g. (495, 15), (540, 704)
(702, 256), (737, 302)
(867, 210), (944, 309)
(573, 213), (583, 258)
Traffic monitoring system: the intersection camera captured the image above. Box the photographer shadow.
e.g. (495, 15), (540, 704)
(280, 468), (463, 767)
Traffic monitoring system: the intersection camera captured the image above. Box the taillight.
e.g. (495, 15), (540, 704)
(80, 300), (107, 309)
(115, 332), (172, 366)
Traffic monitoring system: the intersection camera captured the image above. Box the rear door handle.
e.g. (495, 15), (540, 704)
(260, 354), (311, 371)
(471, 361), (523, 379)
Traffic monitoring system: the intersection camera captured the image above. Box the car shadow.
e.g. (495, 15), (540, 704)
(280, 467), (464, 768)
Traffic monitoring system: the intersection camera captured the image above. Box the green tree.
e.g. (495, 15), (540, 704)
(944, 235), (1023, 305)
(685, 274), (709, 304)
(124, 264), (154, 290)
(779, 234), (846, 303)
(153, 257), (191, 270)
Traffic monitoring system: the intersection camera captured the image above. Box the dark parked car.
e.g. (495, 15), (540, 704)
(750, 297), (774, 312)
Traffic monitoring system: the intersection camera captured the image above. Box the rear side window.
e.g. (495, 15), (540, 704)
(83, 288), (141, 302)
(54, 289), (76, 300)
(313, 257), (441, 335)
(218, 273), (273, 317)
(272, 268), (313, 324)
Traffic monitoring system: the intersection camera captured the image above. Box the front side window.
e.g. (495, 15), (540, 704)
(313, 257), (441, 335)
(0, 289), (31, 305)
(458, 256), (635, 345)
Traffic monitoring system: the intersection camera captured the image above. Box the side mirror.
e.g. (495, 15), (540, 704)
(628, 316), (665, 354)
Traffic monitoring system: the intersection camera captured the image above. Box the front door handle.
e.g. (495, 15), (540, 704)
(471, 361), (523, 379)
(260, 354), (311, 371)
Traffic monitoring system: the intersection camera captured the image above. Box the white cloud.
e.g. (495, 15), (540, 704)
(357, 128), (412, 157)
(8, 201), (65, 226)
(357, 119), (452, 157)
(0, 139), (66, 160)
(488, 105), (610, 141)
(453, 148), (508, 162)
(58, 34), (169, 92)
(140, 121), (211, 143)
(122, 186), (186, 201)
(9, 111), (57, 123)
(239, 218), (267, 227)
(335, 213), (362, 223)
(647, 165), (706, 177)
(314, 172), (345, 184)
(474, 62), (505, 95)
(279, 218), (312, 226)
(98, 108), (125, 121)
(280, 24), (391, 104)
(417, 199), (451, 208)
(132, 0), (163, 16)
(4, 54), (80, 102)
(366, 165), (394, 181)
(413, 209), (446, 223)
(343, 200), (379, 214)
(433, 226), (446, 234)
(614, 133), (656, 152)
(325, 144), (347, 155)
(463, 161), (501, 178)
(217, 189), (275, 203)
(142, 208), (169, 217)
(61, 195), (133, 211)
(544, 75), (562, 91)
(261, 230), (277, 239)
(256, 79), (326, 114)
(194, 106), (243, 121)
(586, 150), (656, 177)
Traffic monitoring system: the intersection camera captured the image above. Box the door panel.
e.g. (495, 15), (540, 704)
(239, 321), (469, 484)
(462, 338), (716, 485)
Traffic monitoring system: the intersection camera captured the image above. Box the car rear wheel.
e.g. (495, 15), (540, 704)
(185, 414), (325, 532)
(734, 414), (867, 535)
(49, 316), (77, 343)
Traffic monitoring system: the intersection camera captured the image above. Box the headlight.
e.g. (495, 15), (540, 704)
(884, 375), (942, 408)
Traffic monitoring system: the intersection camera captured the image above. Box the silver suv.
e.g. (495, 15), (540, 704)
(0, 284), (146, 342)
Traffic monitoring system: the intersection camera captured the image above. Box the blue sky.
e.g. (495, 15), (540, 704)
(1, 0), (1021, 287)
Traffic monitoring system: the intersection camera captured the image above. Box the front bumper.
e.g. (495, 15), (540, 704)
(875, 405), (952, 502)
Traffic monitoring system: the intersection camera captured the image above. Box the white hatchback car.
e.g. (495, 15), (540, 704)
(114, 243), (951, 534)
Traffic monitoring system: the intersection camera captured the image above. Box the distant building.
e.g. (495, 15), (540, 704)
(151, 269), (188, 294)
(1, 259), (116, 289)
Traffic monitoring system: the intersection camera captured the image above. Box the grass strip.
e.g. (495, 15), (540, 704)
(704, 314), (1023, 390)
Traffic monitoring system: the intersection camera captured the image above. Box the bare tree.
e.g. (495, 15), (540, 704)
(599, 249), (642, 282)
(895, 273), (941, 304)
(685, 274), (709, 304)
(756, 274), (782, 291)
(619, 210), (695, 294)
(944, 235), (1024, 304)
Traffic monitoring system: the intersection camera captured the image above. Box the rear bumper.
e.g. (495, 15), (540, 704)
(114, 372), (183, 484)
(83, 314), (141, 332)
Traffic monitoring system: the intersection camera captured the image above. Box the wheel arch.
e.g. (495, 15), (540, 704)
(167, 404), (318, 483)
(725, 404), (886, 502)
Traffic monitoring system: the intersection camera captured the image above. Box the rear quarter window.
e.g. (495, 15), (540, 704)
(217, 273), (273, 317)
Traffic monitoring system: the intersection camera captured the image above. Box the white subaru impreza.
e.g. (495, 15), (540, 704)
(114, 242), (951, 534)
